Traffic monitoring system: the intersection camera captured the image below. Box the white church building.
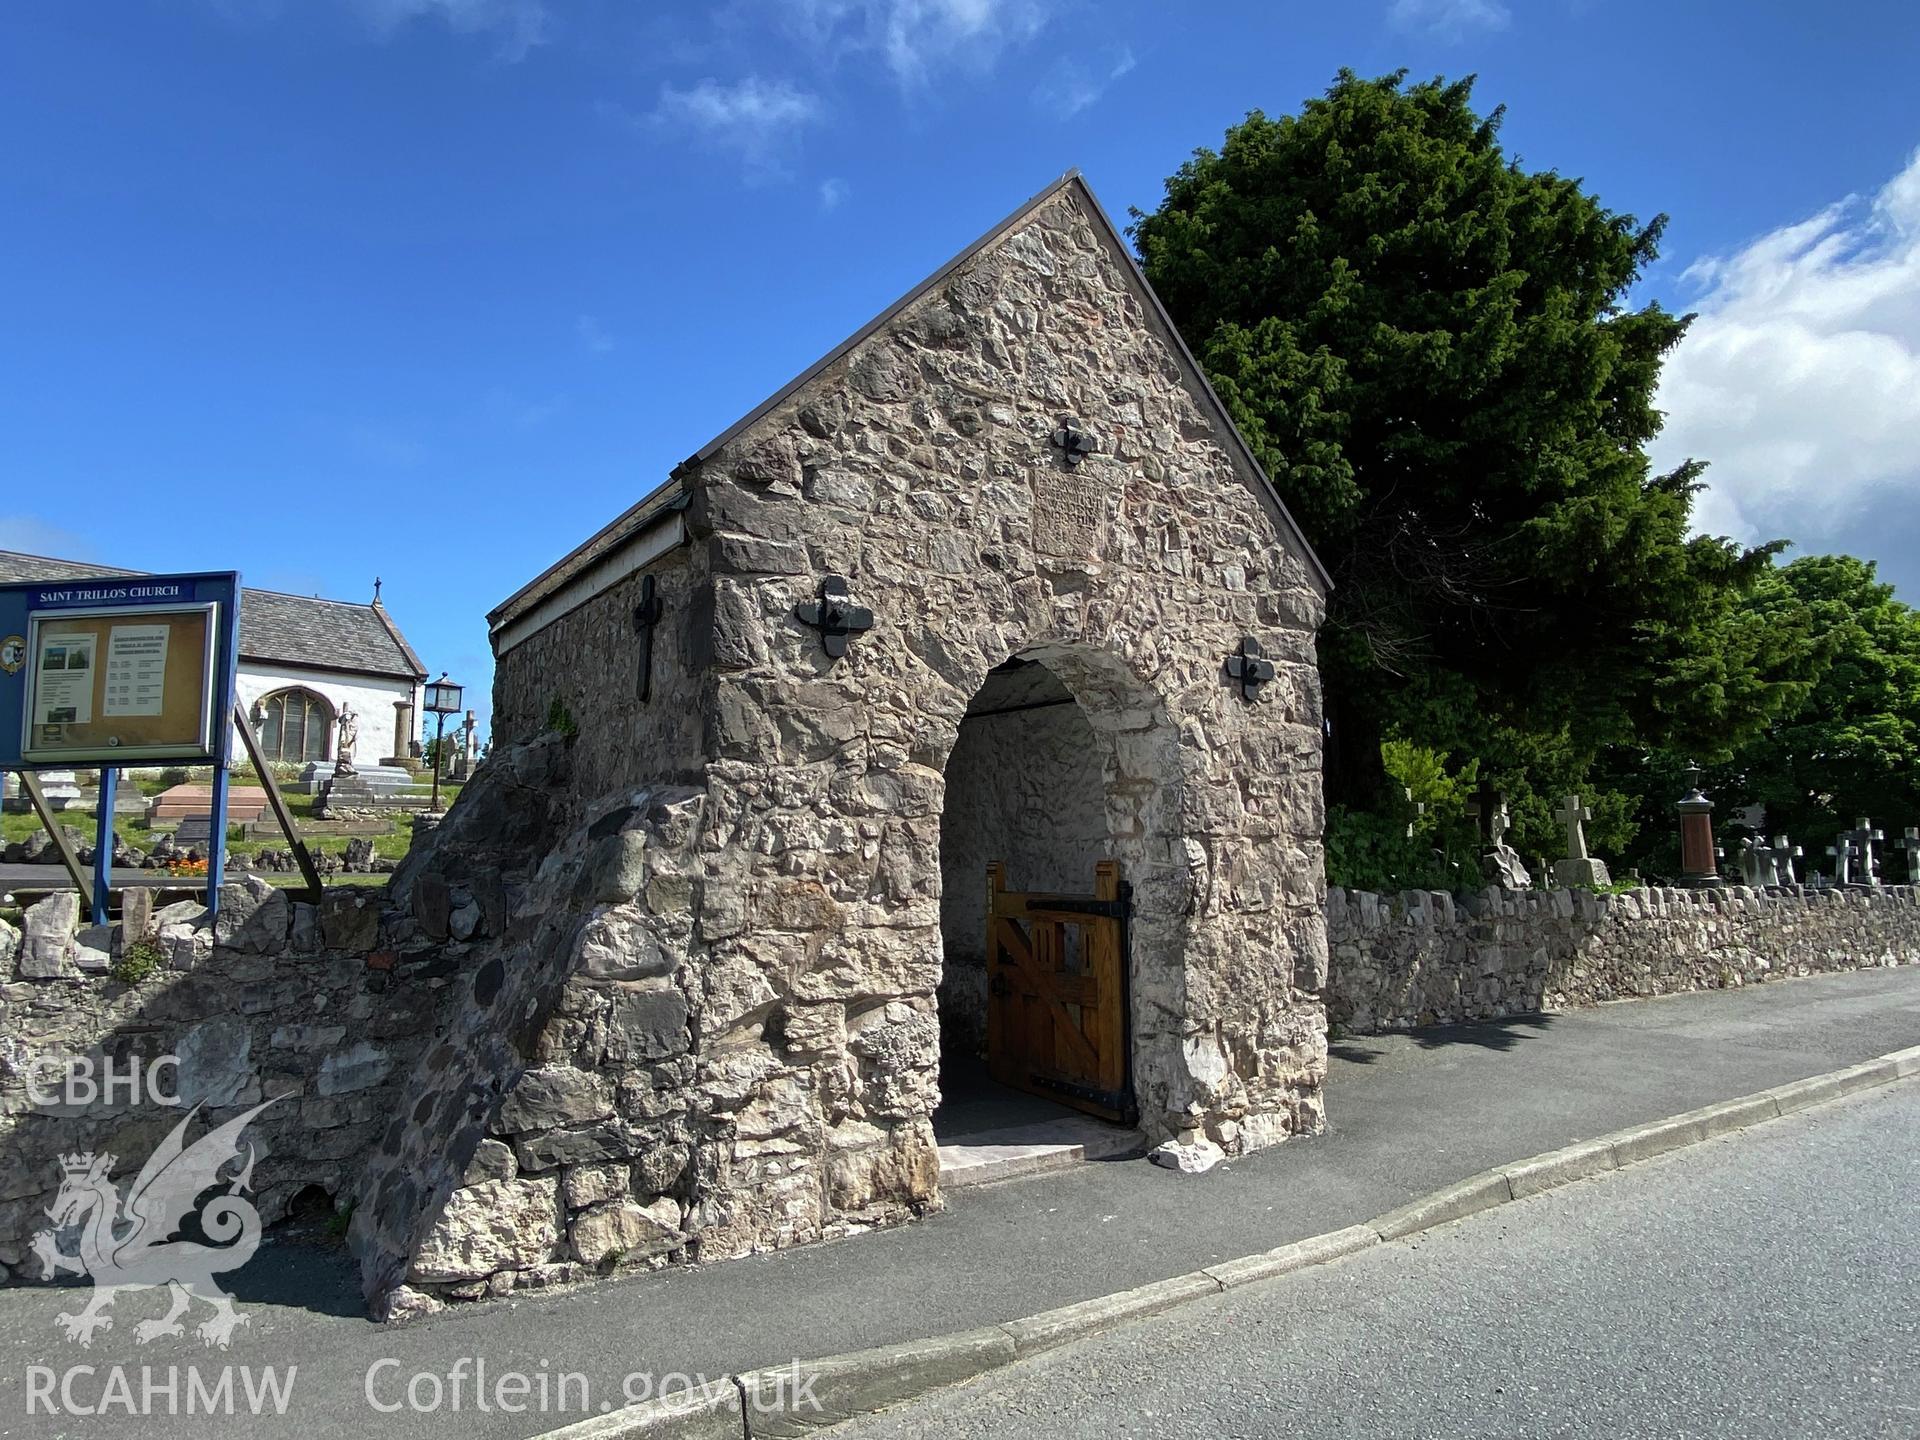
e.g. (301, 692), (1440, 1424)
(0, 551), (429, 766)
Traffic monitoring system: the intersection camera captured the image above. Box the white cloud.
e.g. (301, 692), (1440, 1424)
(575, 314), (615, 354)
(651, 76), (825, 170)
(778, 0), (1051, 86)
(819, 177), (849, 210)
(1034, 46), (1134, 119)
(349, 0), (548, 59)
(1652, 147), (1920, 545)
(1387, 0), (1511, 37)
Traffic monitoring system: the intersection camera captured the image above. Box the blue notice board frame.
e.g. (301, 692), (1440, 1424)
(0, 571), (242, 923)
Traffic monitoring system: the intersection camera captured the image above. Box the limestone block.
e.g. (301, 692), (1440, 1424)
(605, 984), (691, 1064)
(1148, 1133), (1226, 1174)
(0, 917), (18, 974)
(569, 1196), (681, 1267)
(215, 876), (289, 954)
(562, 1160), (629, 1210)
(19, 893), (78, 979)
(463, 1138), (517, 1186)
(315, 1041), (393, 1096)
(411, 1177), (561, 1282)
(319, 890), (379, 951)
(175, 1018), (258, 1108)
(72, 924), (113, 973)
(574, 905), (677, 981)
(496, 1067), (616, 1133)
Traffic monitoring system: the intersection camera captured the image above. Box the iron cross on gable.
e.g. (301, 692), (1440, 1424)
(632, 575), (664, 703)
(795, 575), (874, 660)
(1225, 637), (1275, 702)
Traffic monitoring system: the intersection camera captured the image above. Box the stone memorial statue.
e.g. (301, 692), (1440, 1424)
(1467, 783), (1531, 890)
(335, 704), (359, 776)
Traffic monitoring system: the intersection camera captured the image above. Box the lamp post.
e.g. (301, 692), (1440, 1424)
(423, 673), (463, 814)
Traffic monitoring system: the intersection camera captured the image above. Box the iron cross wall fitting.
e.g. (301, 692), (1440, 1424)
(632, 574), (665, 703)
(1225, 636), (1275, 702)
(1049, 421), (1097, 469)
(796, 575), (874, 660)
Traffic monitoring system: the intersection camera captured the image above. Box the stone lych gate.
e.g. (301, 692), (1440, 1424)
(446, 170), (1333, 1291)
(0, 172), (1330, 1321)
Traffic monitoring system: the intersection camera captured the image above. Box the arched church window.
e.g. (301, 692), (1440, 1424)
(257, 688), (332, 763)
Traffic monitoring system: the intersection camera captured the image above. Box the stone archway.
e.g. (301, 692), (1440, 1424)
(933, 642), (1187, 1140)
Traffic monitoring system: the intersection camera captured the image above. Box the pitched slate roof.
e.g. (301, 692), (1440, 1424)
(490, 169), (1330, 634)
(0, 551), (427, 681)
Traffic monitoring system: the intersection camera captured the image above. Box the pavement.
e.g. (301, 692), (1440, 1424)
(0, 964), (1915, 1438)
(836, 1076), (1920, 1439)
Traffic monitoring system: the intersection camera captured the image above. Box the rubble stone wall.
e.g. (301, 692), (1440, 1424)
(1327, 883), (1920, 1033)
(0, 879), (413, 1283)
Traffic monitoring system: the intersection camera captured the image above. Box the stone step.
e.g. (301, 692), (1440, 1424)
(935, 1115), (1144, 1188)
(938, 1138), (1087, 1188)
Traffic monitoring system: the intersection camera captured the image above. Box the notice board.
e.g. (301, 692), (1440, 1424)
(0, 572), (241, 769)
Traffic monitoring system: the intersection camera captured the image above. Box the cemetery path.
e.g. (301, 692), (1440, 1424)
(0, 964), (1915, 1439)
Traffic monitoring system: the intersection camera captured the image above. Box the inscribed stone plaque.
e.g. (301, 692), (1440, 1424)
(1032, 467), (1110, 558)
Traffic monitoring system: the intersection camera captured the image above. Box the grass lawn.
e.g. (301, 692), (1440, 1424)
(5, 770), (466, 870)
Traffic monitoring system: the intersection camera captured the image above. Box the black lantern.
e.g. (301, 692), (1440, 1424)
(424, 673), (463, 813)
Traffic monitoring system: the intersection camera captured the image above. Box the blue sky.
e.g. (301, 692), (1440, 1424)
(4, 0), (1918, 740)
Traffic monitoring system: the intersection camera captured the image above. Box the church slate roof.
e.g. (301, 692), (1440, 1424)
(0, 551), (428, 681)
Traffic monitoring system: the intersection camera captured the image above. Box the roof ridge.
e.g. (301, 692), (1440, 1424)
(0, 548), (142, 576)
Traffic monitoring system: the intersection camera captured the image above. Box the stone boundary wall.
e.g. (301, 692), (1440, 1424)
(0, 879), (414, 1285)
(1327, 882), (1920, 1033)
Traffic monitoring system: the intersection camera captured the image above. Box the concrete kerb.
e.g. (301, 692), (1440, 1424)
(531, 1048), (1916, 1440)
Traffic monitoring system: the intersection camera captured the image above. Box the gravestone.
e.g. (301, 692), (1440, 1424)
(1766, 834), (1803, 887)
(1551, 794), (1611, 889)
(1467, 783), (1531, 889)
(173, 814), (213, 849)
(1842, 817), (1885, 887)
(1897, 827), (1920, 885)
(1736, 836), (1768, 887)
(37, 770), (83, 810)
(1826, 834), (1857, 888)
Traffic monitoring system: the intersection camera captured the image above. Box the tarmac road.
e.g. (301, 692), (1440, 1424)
(837, 1081), (1920, 1439)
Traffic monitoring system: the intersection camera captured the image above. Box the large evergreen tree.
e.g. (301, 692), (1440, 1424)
(1133, 71), (1798, 824)
(1727, 557), (1920, 858)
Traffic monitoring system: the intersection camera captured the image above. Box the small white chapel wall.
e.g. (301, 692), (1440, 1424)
(232, 662), (420, 762)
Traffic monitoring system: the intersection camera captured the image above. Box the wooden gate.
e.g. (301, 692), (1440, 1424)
(985, 860), (1135, 1123)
